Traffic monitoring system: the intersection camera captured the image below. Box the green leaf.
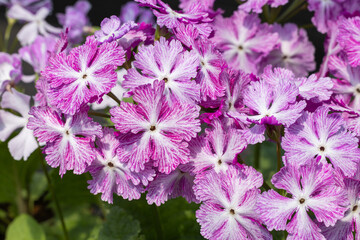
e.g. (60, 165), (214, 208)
(6, 214), (46, 240)
(99, 206), (141, 240)
(49, 171), (97, 208)
(29, 171), (47, 202)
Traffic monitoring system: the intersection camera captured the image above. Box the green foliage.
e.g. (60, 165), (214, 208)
(6, 214), (46, 240)
(114, 196), (203, 240)
(99, 206), (142, 240)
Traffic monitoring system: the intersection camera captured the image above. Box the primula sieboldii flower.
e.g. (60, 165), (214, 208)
(110, 81), (201, 174)
(123, 37), (200, 104)
(137, 0), (212, 37)
(257, 163), (347, 240)
(7, 4), (61, 46)
(19, 35), (57, 76)
(337, 16), (360, 68)
(307, 0), (343, 33)
(27, 106), (102, 176)
(1, 0), (52, 14)
(95, 15), (137, 43)
(194, 165), (271, 239)
(57, 1), (91, 44)
(87, 128), (155, 204)
(0, 52), (21, 91)
(212, 10), (278, 74)
(321, 178), (360, 239)
(282, 107), (360, 177)
(194, 39), (226, 101)
(328, 55), (360, 110)
(189, 119), (247, 174)
(92, 69), (128, 110)
(230, 76), (306, 127)
(238, 0), (288, 13)
(146, 163), (198, 206)
(120, 2), (154, 24)
(43, 36), (125, 115)
(179, 0), (215, 12)
(0, 89), (37, 160)
(261, 66), (333, 102)
(260, 23), (315, 77)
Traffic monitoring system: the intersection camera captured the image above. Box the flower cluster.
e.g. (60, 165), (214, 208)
(1, 0), (360, 239)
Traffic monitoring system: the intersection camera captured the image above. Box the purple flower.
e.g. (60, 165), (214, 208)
(212, 10), (278, 74)
(260, 23), (315, 77)
(43, 36), (125, 115)
(321, 178), (360, 239)
(257, 163), (347, 239)
(328, 55), (360, 110)
(19, 35), (57, 75)
(179, 0), (215, 12)
(123, 37), (200, 105)
(194, 165), (271, 239)
(139, 0), (212, 37)
(110, 81), (201, 174)
(337, 16), (360, 67)
(0, 89), (38, 160)
(307, 0), (343, 33)
(7, 4), (61, 45)
(95, 15), (137, 43)
(119, 2), (154, 24)
(57, 1), (91, 44)
(1, 0), (52, 14)
(146, 163), (198, 206)
(27, 106), (102, 176)
(238, 0), (288, 13)
(194, 39), (226, 101)
(0, 52), (21, 91)
(87, 128), (155, 203)
(189, 119), (247, 174)
(229, 77), (306, 127)
(282, 107), (360, 177)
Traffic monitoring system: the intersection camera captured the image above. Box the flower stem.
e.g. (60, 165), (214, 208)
(106, 92), (121, 105)
(88, 111), (111, 118)
(3, 18), (16, 52)
(276, 138), (282, 172)
(276, 0), (306, 23)
(254, 143), (261, 170)
(40, 152), (69, 240)
(152, 204), (164, 240)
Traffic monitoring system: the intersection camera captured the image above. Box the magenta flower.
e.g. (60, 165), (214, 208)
(260, 23), (315, 77)
(229, 77), (306, 127)
(321, 178), (360, 239)
(283, 106), (360, 177)
(194, 165), (271, 239)
(27, 106), (102, 176)
(212, 10), (278, 74)
(19, 35), (57, 75)
(189, 119), (247, 174)
(194, 39), (226, 101)
(257, 163), (347, 239)
(57, 0), (91, 44)
(146, 163), (198, 206)
(87, 128), (155, 203)
(337, 16), (360, 67)
(137, 0), (212, 37)
(110, 81), (201, 174)
(307, 0), (343, 33)
(43, 36), (125, 115)
(119, 2), (154, 24)
(123, 37), (200, 104)
(238, 0), (288, 13)
(0, 89), (38, 160)
(95, 15), (137, 43)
